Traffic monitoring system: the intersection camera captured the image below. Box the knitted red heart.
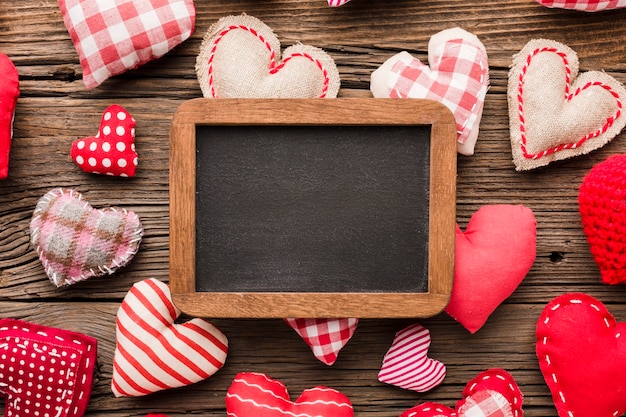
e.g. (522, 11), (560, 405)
(111, 278), (228, 397)
(445, 205), (536, 333)
(226, 372), (354, 417)
(578, 155), (626, 284)
(71, 105), (138, 177)
(284, 318), (358, 366)
(535, 0), (626, 11)
(0, 318), (97, 417)
(536, 293), (626, 417)
(0, 52), (19, 180)
(399, 369), (523, 417)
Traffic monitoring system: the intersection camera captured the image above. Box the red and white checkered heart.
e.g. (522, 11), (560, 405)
(378, 323), (446, 392)
(59, 0), (195, 89)
(0, 52), (19, 180)
(534, 0), (626, 11)
(399, 369), (523, 417)
(285, 318), (358, 366)
(111, 278), (228, 397)
(71, 105), (138, 177)
(371, 27), (489, 156)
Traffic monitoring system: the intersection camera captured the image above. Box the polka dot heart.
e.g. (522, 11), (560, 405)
(0, 318), (97, 417)
(70, 105), (138, 177)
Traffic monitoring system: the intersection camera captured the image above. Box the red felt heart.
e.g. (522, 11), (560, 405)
(284, 318), (358, 366)
(445, 205), (536, 333)
(70, 105), (138, 177)
(536, 293), (626, 417)
(399, 369), (523, 417)
(0, 52), (19, 180)
(226, 372), (353, 417)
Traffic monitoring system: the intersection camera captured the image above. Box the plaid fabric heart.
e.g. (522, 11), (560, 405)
(535, 0), (626, 10)
(371, 27), (489, 156)
(30, 188), (143, 287)
(59, 0), (196, 89)
(284, 318), (358, 366)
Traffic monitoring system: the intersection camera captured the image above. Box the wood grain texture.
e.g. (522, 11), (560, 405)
(1, 0), (626, 415)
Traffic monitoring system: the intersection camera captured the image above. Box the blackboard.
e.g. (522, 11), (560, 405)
(169, 98), (457, 318)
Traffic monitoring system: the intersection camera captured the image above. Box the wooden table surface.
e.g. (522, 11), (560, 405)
(2, 1), (626, 416)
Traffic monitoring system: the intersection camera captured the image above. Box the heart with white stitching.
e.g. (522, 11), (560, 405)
(196, 14), (340, 99)
(534, 0), (626, 11)
(0, 52), (19, 180)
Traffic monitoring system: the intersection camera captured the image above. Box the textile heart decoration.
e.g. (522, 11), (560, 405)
(70, 105), (138, 177)
(536, 293), (626, 417)
(445, 205), (536, 333)
(508, 39), (626, 171)
(378, 323), (446, 392)
(0, 52), (19, 180)
(226, 372), (354, 417)
(328, 0), (351, 5)
(370, 27), (489, 156)
(399, 369), (523, 417)
(534, 0), (626, 11)
(0, 318), (97, 417)
(30, 188), (143, 287)
(196, 14), (340, 99)
(111, 278), (228, 396)
(59, 0), (196, 89)
(284, 318), (358, 366)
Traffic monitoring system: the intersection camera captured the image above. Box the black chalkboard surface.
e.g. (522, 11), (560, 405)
(170, 98), (457, 318)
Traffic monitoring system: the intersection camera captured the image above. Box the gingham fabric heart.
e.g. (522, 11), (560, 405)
(378, 323), (446, 392)
(111, 278), (228, 397)
(535, 0), (626, 10)
(59, 0), (196, 89)
(0, 52), (19, 180)
(371, 27), (489, 156)
(284, 318), (358, 366)
(30, 188), (143, 287)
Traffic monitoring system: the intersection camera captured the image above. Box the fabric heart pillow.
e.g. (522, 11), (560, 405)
(285, 318), (358, 366)
(534, 0), (626, 11)
(59, 0), (196, 89)
(0, 52), (19, 180)
(328, 0), (351, 5)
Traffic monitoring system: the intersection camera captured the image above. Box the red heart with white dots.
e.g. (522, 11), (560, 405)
(70, 105), (138, 177)
(0, 318), (97, 417)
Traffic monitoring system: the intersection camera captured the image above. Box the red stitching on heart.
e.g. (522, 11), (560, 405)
(206, 25), (331, 98)
(517, 47), (622, 160)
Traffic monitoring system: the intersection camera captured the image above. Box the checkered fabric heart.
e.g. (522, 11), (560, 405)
(535, 0), (626, 10)
(59, 0), (196, 89)
(284, 318), (358, 366)
(328, 0), (351, 5)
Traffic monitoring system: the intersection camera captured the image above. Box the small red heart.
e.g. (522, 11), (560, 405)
(534, 0), (626, 11)
(226, 372), (353, 417)
(0, 52), (19, 180)
(284, 318), (358, 365)
(71, 105), (138, 177)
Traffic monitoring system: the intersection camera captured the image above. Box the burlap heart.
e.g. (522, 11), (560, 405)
(508, 39), (626, 171)
(196, 14), (340, 98)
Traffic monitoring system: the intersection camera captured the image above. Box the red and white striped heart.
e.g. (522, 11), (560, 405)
(111, 278), (228, 397)
(285, 318), (358, 366)
(378, 323), (446, 392)
(534, 0), (626, 11)
(328, 0), (351, 5)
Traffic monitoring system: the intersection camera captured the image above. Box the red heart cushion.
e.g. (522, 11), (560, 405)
(226, 372), (353, 417)
(534, 0), (626, 10)
(536, 293), (626, 417)
(445, 205), (536, 333)
(0, 52), (19, 180)
(284, 318), (358, 366)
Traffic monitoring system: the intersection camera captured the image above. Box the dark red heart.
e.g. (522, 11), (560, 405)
(0, 52), (19, 180)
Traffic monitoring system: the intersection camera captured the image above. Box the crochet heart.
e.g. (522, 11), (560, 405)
(370, 27), (489, 156)
(536, 293), (626, 417)
(378, 323), (446, 392)
(30, 188), (143, 287)
(508, 39), (626, 171)
(0, 318), (97, 417)
(70, 105), (138, 177)
(226, 372), (354, 417)
(534, 0), (626, 11)
(445, 205), (536, 333)
(399, 369), (523, 417)
(579, 155), (626, 284)
(59, 0), (195, 89)
(196, 14), (340, 99)
(284, 318), (358, 366)
(111, 278), (228, 397)
(0, 52), (19, 180)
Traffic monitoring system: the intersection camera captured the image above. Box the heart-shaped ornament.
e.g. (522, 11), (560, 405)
(445, 205), (536, 333)
(508, 39), (626, 171)
(536, 293), (626, 417)
(0, 52), (19, 180)
(370, 27), (489, 156)
(111, 278), (228, 397)
(0, 318), (97, 417)
(328, 0), (351, 5)
(196, 14), (340, 99)
(226, 372), (353, 417)
(284, 318), (358, 366)
(534, 0), (626, 11)
(378, 323), (446, 392)
(30, 188), (143, 287)
(71, 105), (138, 177)
(399, 369), (523, 417)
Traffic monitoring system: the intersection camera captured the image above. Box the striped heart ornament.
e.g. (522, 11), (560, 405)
(111, 278), (228, 397)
